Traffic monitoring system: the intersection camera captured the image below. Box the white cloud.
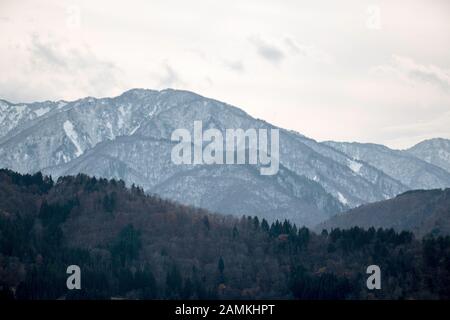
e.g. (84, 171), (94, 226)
(223, 60), (245, 73)
(371, 55), (450, 90)
(159, 62), (185, 88)
(248, 35), (285, 65)
(284, 37), (334, 64)
(0, 34), (123, 102)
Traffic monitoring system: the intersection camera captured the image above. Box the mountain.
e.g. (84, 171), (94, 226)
(406, 138), (450, 174)
(317, 188), (450, 237)
(324, 141), (450, 190)
(1, 169), (449, 300)
(0, 88), (436, 226)
(0, 99), (67, 139)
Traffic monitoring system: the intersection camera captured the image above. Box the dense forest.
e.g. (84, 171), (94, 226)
(0, 169), (449, 300)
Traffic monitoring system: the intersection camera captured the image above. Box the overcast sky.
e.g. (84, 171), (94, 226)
(1, 0), (449, 149)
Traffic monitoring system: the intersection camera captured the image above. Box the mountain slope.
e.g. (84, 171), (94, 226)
(0, 90), (168, 172)
(0, 88), (422, 226)
(59, 141), (344, 225)
(42, 132), (345, 226)
(0, 99), (67, 139)
(317, 188), (450, 236)
(324, 141), (450, 190)
(2, 169), (449, 300)
(406, 138), (450, 173)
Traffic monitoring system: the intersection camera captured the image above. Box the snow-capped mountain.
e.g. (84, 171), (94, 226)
(324, 141), (450, 190)
(406, 138), (450, 174)
(0, 99), (66, 139)
(0, 88), (447, 226)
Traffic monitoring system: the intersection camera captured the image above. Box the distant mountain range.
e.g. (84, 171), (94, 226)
(406, 138), (450, 174)
(317, 188), (450, 236)
(1, 89), (449, 227)
(324, 140), (450, 190)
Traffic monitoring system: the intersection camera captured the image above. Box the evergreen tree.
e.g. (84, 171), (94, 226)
(166, 265), (183, 298)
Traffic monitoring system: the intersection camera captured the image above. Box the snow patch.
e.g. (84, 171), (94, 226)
(106, 121), (114, 139)
(347, 158), (362, 174)
(34, 107), (51, 117)
(148, 104), (158, 118)
(63, 120), (83, 157)
(130, 123), (141, 135)
(117, 105), (126, 129)
(337, 192), (348, 205)
(0, 102), (7, 111)
(58, 101), (68, 109)
(438, 149), (450, 161)
(14, 105), (26, 115)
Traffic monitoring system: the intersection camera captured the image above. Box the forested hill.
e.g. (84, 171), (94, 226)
(318, 188), (450, 237)
(0, 169), (449, 300)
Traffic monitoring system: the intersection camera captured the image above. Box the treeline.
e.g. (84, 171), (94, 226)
(0, 169), (449, 300)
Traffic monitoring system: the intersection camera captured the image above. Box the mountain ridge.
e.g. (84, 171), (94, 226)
(317, 188), (450, 236)
(323, 140), (450, 190)
(0, 88), (449, 226)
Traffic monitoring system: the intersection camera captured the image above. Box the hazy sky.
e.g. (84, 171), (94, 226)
(1, 0), (449, 149)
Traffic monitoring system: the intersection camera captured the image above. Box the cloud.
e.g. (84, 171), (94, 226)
(248, 35), (333, 66)
(223, 59), (245, 73)
(248, 36), (285, 65)
(158, 63), (184, 88)
(0, 35), (123, 102)
(29, 35), (71, 70)
(284, 37), (334, 64)
(371, 55), (450, 90)
(29, 35), (120, 79)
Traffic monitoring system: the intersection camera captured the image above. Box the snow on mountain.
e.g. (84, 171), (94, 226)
(63, 120), (84, 157)
(0, 88), (448, 226)
(0, 99), (60, 139)
(347, 159), (363, 174)
(324, 141), (450, 190)
(406, 138), (450, 174)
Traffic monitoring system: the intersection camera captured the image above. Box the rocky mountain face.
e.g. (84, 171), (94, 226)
(317, 188), (450, 237)
(0, 88), (448, 226)
(0, 99), (67, 139)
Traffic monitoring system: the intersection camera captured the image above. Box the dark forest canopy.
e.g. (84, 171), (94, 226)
(0, 169), (449, 300)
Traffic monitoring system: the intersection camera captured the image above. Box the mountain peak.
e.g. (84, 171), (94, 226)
(406, 137), (450, 173)
(410, 137), (450, 149)
(119, 88), (159, 98)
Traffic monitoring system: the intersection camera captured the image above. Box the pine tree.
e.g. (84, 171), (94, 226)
(232, 225), (239, 239)
(261, 219), (270, 232)
(203, 215), (210, 231)
(218, 257), (225, 284)
(166, 265), (183, 298)
(218, 257), (225, 274)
